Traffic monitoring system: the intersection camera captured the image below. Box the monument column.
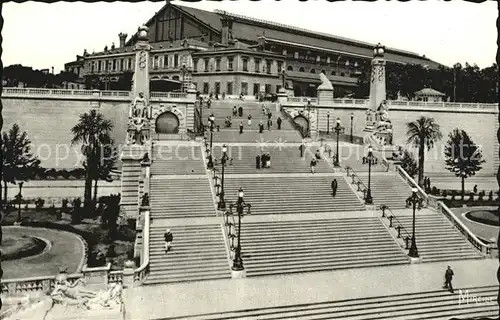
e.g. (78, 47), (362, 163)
(365, 43), (386, 132)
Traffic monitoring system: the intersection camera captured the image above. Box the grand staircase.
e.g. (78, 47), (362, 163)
(151, 143), (206, 175)
(395, 214), (485, 262)
(235, 218), (409, 277)
(357, 172), (413, 209)
(145, 224), (230, 285)
(223, 175), (365, 215)
(120, 160), (142, 217)
(212, 145), (332, 174)
(157, 285), (498, 319)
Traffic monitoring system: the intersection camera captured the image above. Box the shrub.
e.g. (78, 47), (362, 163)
(45, 169), (58, 180)
(468, 192), (474, 201)
(71, 198), (82, 224)
(61, 199), (69, 213)
(35, 198), (45, 210)
(450, 190), (456, 201)
(478, 191), (485, 201)
(58, 169), (70, 179)
(442, 190), (448, 197)
(489, 191), (494, 201)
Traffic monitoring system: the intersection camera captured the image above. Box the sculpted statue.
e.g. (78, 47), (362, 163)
(318, 72), (333, 90)
(130, 92), (150, 119)
(127, 116), (150, 145)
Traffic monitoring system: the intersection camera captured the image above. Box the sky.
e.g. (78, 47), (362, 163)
(2, 1), (497, 73)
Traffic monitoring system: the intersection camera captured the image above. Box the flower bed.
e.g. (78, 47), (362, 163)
(465, 209), (499, 227)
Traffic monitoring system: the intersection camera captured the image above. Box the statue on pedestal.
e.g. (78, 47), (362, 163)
(130, 92), (150, 119)
(127, 116), (150, 145)
(373, 100), (393, 145)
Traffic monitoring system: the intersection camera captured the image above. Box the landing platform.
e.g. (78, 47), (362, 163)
(123, 259), (498, 320)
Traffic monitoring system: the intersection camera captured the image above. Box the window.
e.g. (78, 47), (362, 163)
(265, 84), (272, 94)
(266, 60), (272, 74)
(299, 67), (305, 72)
(216, 58), (221, 71)
(310, 69), (316, 74)
(98, 61), (102, 72)
(241, 82), (248, 95)
(215, 82), (220, 95)
(91, 62), (95, 73)
(174, 54), (179, 68)
(276, 85), (282, 93)
(253, 83), (260, 95)
(203, 82), (209, 94)
(227, 82), (233, 95)
(192, 59), (198, 72)
(153, 56), (158, 69)
(120, 59), (124, 71)
(287, 65), (293, 71)
(294, 52), (299, 59)
(172, 75), (179, 81)
(242, 58), (248, 71)
(164, 55), (169, 68)
(277, 62), (283, 73)
(255, 59), (261, 73)
(228, 57), (234, 71)
(204, 59), (209, 72)
(128, 58), (132, 70)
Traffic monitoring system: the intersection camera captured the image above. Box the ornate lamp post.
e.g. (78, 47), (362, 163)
(408, 187), (420, 258)
(304, 98), (312, 138)
(198, 96), (205, 134)
(334, 118), (342, 167)
(217, 144), (229, 210)
(350, 113), (354, 143)
(365, 146), (373, 204)
(207, 114), (215, 169)
(230, 187), (251, 271)
(17, 182), (24, 222)
(326, 111), (330, 135)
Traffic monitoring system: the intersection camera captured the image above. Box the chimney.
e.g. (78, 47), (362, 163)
(118, 32), (128, 48)
(220, 13), (232, 46)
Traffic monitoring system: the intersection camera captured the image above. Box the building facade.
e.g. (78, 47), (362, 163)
(65, 3), (440, 97)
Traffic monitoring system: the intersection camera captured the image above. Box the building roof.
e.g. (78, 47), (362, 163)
(414, 88), (445, 96)
(287, 71), (358, 87)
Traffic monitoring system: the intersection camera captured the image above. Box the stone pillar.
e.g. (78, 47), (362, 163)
(132, 26), (152, 99)
(82, 263), (111, 291)
(367, 43), (386, 114)
(277, 88), (287, 112)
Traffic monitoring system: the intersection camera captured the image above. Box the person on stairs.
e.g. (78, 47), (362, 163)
(267, 118), (272, 131)
(315, 150), (321, 160)
(256, 154), (261, 169)
(473, 184), (478, 194)
(238, 106), (243, 117)
(310, 158), (317, 174)
(299, 144), (305, 158)
(443, 266), (454, 293)
(331, 179), (338, 197)
(262, 104), (267, 115)
(259, 121), (264, 133)
(233, 106), (237, 116)
(239, 121), (244, 134)
(267, 153), (271, 168)
(248, 114), (252, 127)
(261, 153), (267, 168)
(164, 229), (173, 253)
(277, 117), (282, 130)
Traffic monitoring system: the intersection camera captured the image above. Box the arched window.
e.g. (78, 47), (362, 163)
(299, 67), (305, 72)
(287, 65), (293, 71)
(331, 71), (336, 76)
(310, 69), (316, 74)
(321, 70), (326, 74)
(173, 75), (180, 81)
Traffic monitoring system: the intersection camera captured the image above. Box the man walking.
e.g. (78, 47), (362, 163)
(259, 122), (264, 133)
(310, 158), (317, 174)
(277, 117), (282, 130)
(238, 106), (243, 117)
(331, 179), (338, 197)
(164, 229), (173, 252)
(256, 154), (261, 169)
(239, 121), (244, 134)
(444, 266), (454, 293)
(299, 144), (305, 158)
(267, 118), (272, 131)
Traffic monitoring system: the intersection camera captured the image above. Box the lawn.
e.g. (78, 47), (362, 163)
(465, 209), (499, 227)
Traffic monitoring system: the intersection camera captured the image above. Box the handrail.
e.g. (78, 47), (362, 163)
(345, 166), (369, 199)
(133, 208), (150, 283)
(281, 107), (309, 138)
(436, 201), (494, 256)
(379, 205), (413, 249)
(395, 165), (429, 207)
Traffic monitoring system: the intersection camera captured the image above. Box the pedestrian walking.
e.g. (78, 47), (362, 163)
(473, 184), (478, 194)
(239, 121), (244, 134)
(299, 144), (305, 158)
(315, 150), (321, 160)
(256, 154), (261, 169)
(277, 117), (282, 130)
(310, 158), (317, 174)
(331, 179), (338, 197)
(443, 266), (454, 293)
(164, 229), (173, 252)
(259, 122), (264, 133)
(233, 106), (237, 116)
(238, 106), (243, 117)
(267, 119), (272, 131)
(248, 114), (252, 127)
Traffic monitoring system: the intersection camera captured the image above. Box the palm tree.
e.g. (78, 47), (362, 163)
(406, 116), (442, 187)
(71, 110), (113, 210)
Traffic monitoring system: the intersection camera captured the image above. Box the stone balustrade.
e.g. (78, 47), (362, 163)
(1, 273), (82, 296)
(395, 165), (429, 208)
(132, 207), (150, 285)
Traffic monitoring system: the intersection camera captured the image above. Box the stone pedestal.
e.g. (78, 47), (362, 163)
(409, 256), (423, 264)
(82, 263), (111, 291)
(122, 266), (135, 288)
(277, 89), (288, 111)
(317, 88), (334, 106)
(231, 269), (247, 279)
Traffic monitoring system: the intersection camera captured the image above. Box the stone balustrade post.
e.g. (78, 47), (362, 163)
(82, 263), (111, 291)
(122, 265), (135, 289)
(396, 226), (401, 238)
(389, 216), (393, 228)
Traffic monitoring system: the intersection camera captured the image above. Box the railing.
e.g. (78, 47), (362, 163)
(281, 107), (309, 138)
(395, 165), (429, 208)
(2, 273), (82, 296)
(387, 100), (496, 110)
(285, 97), (318, 104)
(345, 166), (369, 200)
(108, 270), (124, 284)
(379, 205), (413, 250)
(151, 91), (188, 99)
(133, 209), (150, 284)
(436, 201), (494, 256)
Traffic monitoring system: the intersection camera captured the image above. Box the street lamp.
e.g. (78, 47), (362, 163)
(326, 111), (330, 135)
(365, 146), (373, 204)
(350, 113), (354, 143)
(17, 182), (24, 222)
(207, 114), (215, 169)
(198, 96), (205, 135)
(228, 187), (251, 271)
(408, 187), (420, 258)
(304, 98), (312, 137)
(217, 144), (229, 210)
(334, 118), (342, 167)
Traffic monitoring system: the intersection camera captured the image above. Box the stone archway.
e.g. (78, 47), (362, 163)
(155, 111), (180, 134)
(293, 115), (309, 131)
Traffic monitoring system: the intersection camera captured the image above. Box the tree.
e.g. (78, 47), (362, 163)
(406, 116), (443, 187)
(444, 129), (485, 199)
(71, 110), (114, 210)
(101, 194), (121, 240)
(399, 150), (418, 178)
(91, 143), (118, 204)
(1, 124), (41, 208)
